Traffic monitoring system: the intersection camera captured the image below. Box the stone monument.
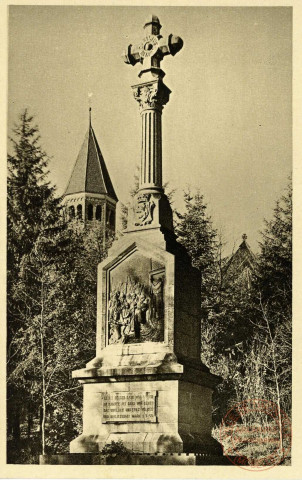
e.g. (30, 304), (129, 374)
(68, 15), (222, 461)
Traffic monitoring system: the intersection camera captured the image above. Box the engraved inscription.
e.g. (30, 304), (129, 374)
(102, 391), (157, 423)
(138, 34), (159, 59)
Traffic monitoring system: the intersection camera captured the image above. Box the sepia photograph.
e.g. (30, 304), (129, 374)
(4, 2), (296, 474)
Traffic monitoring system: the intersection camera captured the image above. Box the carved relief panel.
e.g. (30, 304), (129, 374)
(107, 253), (165, 344)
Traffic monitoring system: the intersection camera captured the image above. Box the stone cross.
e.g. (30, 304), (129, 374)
(123, 16), (183, 196)
(122, 15), (183, 79)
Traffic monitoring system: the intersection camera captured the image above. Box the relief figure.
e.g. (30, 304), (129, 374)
(134, 194), (155, 226)
(108, 271), (164, 344)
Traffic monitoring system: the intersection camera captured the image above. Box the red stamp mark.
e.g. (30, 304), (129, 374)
(219, 399), (291, 471)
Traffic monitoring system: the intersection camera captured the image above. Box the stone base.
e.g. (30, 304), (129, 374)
(69, 229), (223, 460)
(40, 452), (232, 465)
(69, 374), (221, 456)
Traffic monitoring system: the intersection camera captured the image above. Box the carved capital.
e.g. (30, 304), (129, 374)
(132, 81), (170, 112)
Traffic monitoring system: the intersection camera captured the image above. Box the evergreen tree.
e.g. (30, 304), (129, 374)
(7, 110), (61, 462)
(7, 110), (59, 262)
(40, 223), (113, 456)
(175, 189), (255, 422)
(175, 189), (221, 327)
(119, 165), (140, 232)
(175, 189), (217, 272)
(257, 180), (292, 309)
(252, 179), (292, 416)
(7, 111), (114, 462)
(216, 180), (292, 463)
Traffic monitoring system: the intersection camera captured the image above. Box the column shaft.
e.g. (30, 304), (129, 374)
(140, 109), (162, 189)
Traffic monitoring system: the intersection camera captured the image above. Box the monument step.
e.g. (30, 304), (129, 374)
(40, 452), (233, 465)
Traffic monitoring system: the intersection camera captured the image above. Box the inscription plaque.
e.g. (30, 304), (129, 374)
(102, 391), (157, 423)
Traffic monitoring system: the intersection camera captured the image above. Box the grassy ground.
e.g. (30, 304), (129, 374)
(213, 423), (291, 467)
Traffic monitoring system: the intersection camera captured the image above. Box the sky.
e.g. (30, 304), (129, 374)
(8, 6), (292, 255)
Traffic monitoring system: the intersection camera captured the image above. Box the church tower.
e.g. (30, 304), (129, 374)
(63, 109), (118, 236)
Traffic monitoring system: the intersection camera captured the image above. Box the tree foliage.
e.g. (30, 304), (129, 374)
(252, 180), (292, 416)
(175, 190), (217, 272)
(7, 111), (61, 460)
(7, 110), (59, 262)
(175, 189), (253, 419)
(257, 181), (292, 312)
(7, 111), (112, 462)
(175, 181), (292, 449)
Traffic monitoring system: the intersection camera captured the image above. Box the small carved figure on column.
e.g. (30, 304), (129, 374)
(150, 273), (164, 322)
(135, 193), (155, 226)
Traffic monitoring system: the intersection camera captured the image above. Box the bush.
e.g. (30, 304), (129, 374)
(100, 440), (130, 456)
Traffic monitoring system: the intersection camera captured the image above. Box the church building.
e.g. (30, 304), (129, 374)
(63, 109), (118, 236)
(222, 234), (256, 289)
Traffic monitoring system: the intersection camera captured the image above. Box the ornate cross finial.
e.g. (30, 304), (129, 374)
(122, 16), (182, 232)
(242, 233), (248, 241)
(122, 15), (183, 78)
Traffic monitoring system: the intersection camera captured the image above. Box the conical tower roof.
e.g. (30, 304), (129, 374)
(65, 120), (117, 201)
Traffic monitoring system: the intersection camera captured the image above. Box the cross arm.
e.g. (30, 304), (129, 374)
(159, 34), (183, 58)
(122, 34), (183, 67)
(122, 44), (141, 66)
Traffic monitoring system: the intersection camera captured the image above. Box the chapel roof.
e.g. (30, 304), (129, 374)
(222, 234), (257, 287)
(64, 117), (118, 201)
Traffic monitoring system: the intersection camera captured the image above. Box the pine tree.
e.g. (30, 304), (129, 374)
(252, 179), (292, 418)
(119, 165), (140, 232)
(175, 190), (255, 422)
(257, 180), (292, 309)
(175, 190), (220, 353)
(7, 111), (114, 462)
(175, 189), (222, 332)
(7, 110), (61, 462)
(217, 180), (292, 463)
(175, 189), (218, 274)
(7, 110), (59, 262)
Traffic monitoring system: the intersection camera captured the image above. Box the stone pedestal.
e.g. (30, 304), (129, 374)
(70, 231), (221, 456)
(70, 375), (220, 455)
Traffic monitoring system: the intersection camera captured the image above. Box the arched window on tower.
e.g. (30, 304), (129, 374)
(106, 208), (115, 228)
(69, 206), (75, 219)
(95, 205), (102, 221)
(110, 210), (115, 228)
(106, 208), (111, 224)
(77, 204), (82, 220)
(88, 204), (93, 221)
